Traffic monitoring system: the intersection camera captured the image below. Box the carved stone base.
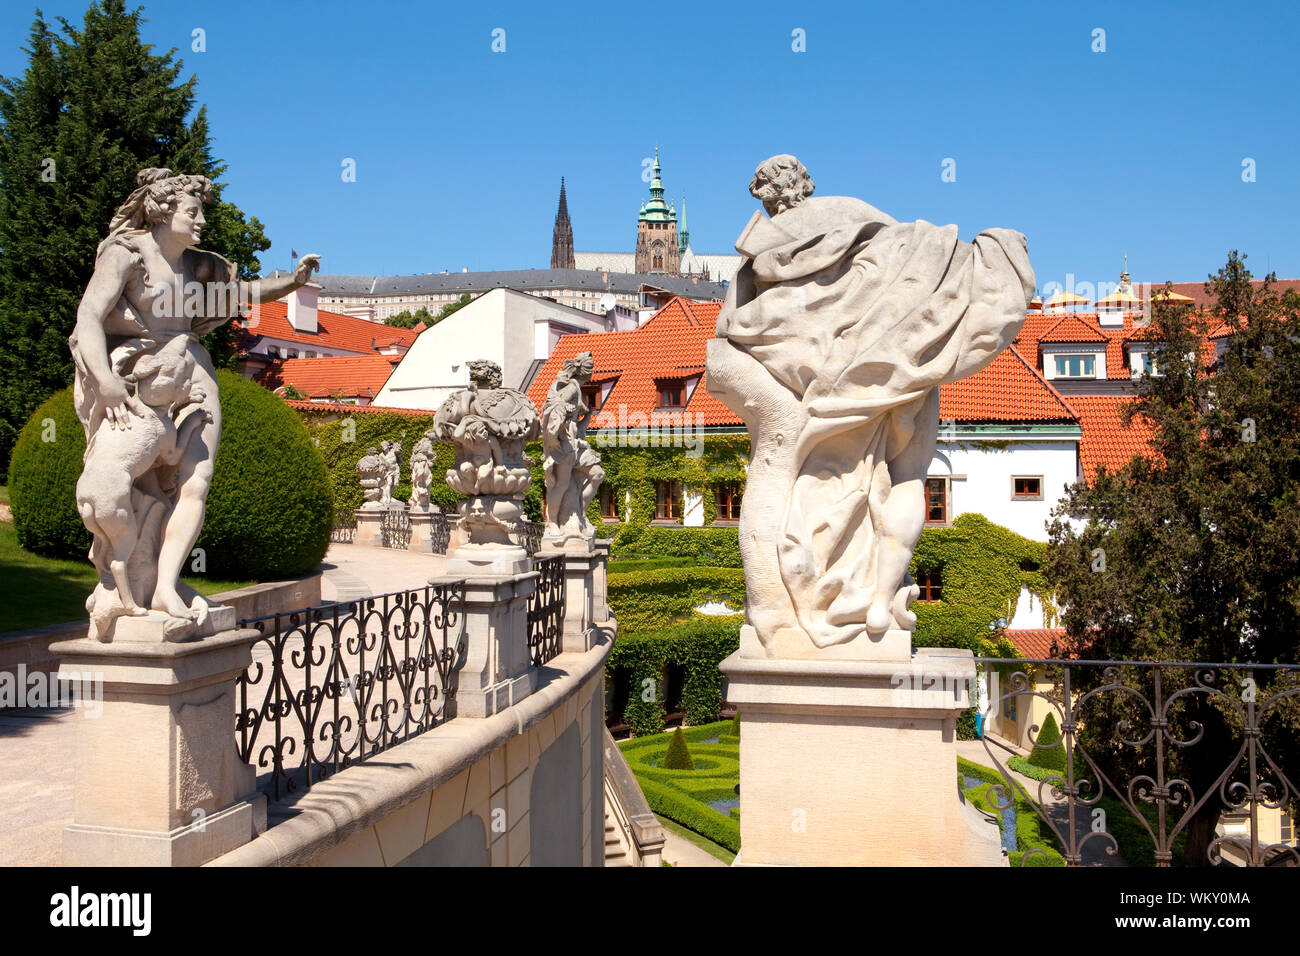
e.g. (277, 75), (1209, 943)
(429, 570), (537, 718)
(106, 604), (236, 644)
(721, 647), (1002, 866)
(355, 507), (383, 547)
(739, 623), (912, 661)
(444, 544), (531, 577)
(50, 625), (266, 867)
(407, 511), (442, 554)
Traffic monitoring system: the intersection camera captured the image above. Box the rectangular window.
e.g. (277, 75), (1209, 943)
(916, 569), (943, 602)
(1054, 354), (1096, 378)
(1139, 352), (1164, 376)
(599, 486), (620, 521)
(925, 477), (948, 524)
(654, 480), (681, 520)
(714, 483), (742, 521)
(1012, 476), (1043, 500)
(657, 379), (685, 408)
(581, 384), (603, 413)
(1283, 814), (1295, 846)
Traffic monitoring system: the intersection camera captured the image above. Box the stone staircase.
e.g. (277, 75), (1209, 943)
(601, 727), (665, 867)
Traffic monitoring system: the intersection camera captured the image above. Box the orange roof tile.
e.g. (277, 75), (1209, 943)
(1004, 627), (1066, 659)
(939, 346), (1078, 423)
(1065, 395), (1156, 482)
(235, 301), (418, 356)
(285, 399), (435, 417)
(526, 297), (738, 427)
(1039, 314), (1108, 344)
(257, 354), (398, 401)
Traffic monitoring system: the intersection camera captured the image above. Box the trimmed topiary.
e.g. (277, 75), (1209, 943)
(197, 371), (334, 578)
(1028, 711), (1067, 773)
(8, 371), (333, 579)
(730, 712), (740, 737)
(9, 388), (91, 559)
(662, 727), (694, 770)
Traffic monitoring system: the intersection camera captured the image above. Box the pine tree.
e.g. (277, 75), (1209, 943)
(0, 0), (269, 478)
(1046, 252), (1300, 865)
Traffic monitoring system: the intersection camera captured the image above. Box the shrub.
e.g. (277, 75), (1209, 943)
(662, 728), (694, 770)
(730, 712), (740, 737)
(612, 525), (742, 567)
(1027, 712), (1067, 773)
(607, 566), (745, 632)
(607, 617), (741, 736)
(9, 388), (91, 558)
(198, 371), (334, 578)
(9, 373), (333, 579)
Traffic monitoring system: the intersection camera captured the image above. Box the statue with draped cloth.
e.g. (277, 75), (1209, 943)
(706, 155), (1034, 657)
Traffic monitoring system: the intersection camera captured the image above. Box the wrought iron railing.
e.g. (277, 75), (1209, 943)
(235, 584), (466, 800)
(527, 554), (566, 666)
(510, 519), (544, 555)
(427, 511), (451, 554)
(330, 507), (356, 543)
(381, 505), (411, 549)
(973, 657), (1300, 867)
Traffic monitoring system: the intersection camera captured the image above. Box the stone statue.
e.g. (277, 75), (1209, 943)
(408, 434), (439, 513)
(706, 155), (1034, 657)
(430, 359), (539, 566)
(540, 351), (605, 548)
(69, 167), (320, 641)
(356, 446), (388, 510)
(378, 436), (404, 508)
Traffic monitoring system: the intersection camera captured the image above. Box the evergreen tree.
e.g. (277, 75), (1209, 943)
(0, 0), (269, 478)
(1046, 252), (1300, 865)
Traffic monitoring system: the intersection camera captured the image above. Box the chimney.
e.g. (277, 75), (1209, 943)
(288, 280), (320, 334)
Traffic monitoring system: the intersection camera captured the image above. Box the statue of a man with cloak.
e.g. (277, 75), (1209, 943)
(706, 155), (1034, 657)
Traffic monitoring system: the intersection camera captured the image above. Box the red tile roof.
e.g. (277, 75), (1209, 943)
(940, 345), (1078, 423)
(1038, 314), (1108, 344)
(285, 399), (435, 417)
(1137, 278), (1300, 309)
(526, 297), (737, 427)
(235, 301), (419, 356)
(257, 354), (399, 401)
(1066, 395), (1156, 482)
(1004, 627), (1066, 659)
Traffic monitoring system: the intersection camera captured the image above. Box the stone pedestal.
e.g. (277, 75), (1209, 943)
(407, 510), (444, 554)
(722, 641), (996, 866)
(536, 542), (608, 654)
(355, 507), (384, 547)
(50, 627), (267, 866)
(431, 569), (537, 718)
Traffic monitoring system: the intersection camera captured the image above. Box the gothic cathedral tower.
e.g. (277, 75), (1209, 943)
(634, 148), (680, 274)
(550, 177), (575, 270)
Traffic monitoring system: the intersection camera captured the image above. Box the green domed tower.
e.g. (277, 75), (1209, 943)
(634, 147), (680, 274)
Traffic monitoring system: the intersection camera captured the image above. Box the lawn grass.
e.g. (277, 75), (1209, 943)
(654, 813), (736, 865)
(0, 517), (253, 633)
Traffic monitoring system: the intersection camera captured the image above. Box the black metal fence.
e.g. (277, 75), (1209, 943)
(235, 584), (466, 800)
(381, 506), (411, 549)
(511, 519), (544, 555)
(973, 657), (1300, 867)
(330, 507), (356, 544)
(528, 554), (566, 666)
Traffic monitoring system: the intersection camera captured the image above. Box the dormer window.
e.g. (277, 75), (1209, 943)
(1053, 354), (1096, 379)
(581, 384), (603, 412)
(657, 379), (685, 408)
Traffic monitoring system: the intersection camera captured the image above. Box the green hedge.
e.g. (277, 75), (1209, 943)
(607, 566), (745, 632)
(606, 617), (741, 736)
(9, 388), (90, 558)
(611, 525), (742, 567)
(9, 374), (333, 578)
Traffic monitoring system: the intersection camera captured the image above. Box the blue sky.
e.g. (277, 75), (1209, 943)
(3, 0), (1297, 293)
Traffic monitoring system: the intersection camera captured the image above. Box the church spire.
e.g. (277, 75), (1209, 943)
(679, 195), (690, 254)
(550, 176), (575, 270)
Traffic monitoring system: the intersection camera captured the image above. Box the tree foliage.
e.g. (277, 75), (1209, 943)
(1045, 251), (1300, 865)
(0, 0), (270, 479)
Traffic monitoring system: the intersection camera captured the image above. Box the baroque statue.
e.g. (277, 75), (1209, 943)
(540, 351), (604, 548)
(378, 436), (404, 508)
(430, 360), (539, 562)
(705, 155), (1034, 657)
(70, 167), (320, 641)
(356, 446), (388, 510)
(408, 434), (439, 513)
